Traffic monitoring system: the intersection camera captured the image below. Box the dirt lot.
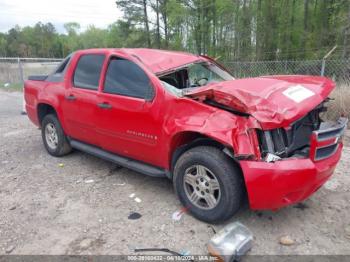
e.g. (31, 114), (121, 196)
(1, 90), (350, 256)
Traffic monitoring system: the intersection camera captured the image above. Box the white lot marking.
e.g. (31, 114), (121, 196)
(283, 85), (315, 103)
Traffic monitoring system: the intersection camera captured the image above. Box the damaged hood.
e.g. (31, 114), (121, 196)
(185, 75), (335, 129)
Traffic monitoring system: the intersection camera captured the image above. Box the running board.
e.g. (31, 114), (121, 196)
(70, 140), (167, 178)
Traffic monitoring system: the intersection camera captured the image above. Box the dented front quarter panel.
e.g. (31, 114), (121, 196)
(161, 91), (262, 164)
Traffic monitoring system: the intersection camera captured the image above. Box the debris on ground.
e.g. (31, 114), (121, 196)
(79, 238), (93, 250)
(84, 179), (94, 184)
(134, 248), (185, 256)
(129, 193), (141, 202)
(9, 206), (16, 211)
(208, 222), (253, 262)
(208, 225), (216, 234)
(179, 249), (191, 256)
(171, 207), (188, 221)
(279, 235), (295, 246)
(293, 203), (309, 210)
(58, 163), (64, 167)
(5, 245), (15, 254)
(172, 210), (184, 221)
(128, 212), (142, 220)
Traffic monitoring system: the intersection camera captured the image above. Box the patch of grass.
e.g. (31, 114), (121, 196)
(0, 82), (24, 92)
(323, 82), (350, 124)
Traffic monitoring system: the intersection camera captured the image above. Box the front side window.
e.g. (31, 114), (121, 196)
(73, 54), (105, 90)
(104, 58), (154, 100)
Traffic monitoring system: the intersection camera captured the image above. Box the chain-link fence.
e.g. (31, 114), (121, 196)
(0, 56), (348, 120)
(1, 57), (349, 89)
(222, 59), (350, 122)
(223, 59), (350, 84)
(0, 58), (63, 91)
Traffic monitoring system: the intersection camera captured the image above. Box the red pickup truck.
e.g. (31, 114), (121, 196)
(25, 48), (347, 223)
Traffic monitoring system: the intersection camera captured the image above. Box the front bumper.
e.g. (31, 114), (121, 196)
(240, 117), (347, 210)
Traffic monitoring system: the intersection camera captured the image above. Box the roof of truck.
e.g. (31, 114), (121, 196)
(119, 48), (203, 74)
(79, 48), (205, 75)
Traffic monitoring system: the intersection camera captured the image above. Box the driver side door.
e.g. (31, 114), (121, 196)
(96, 55), (163, 166)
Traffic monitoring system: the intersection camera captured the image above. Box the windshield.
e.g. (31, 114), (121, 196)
(160, 61), (234, 97)
(188, 62), (234, 87)
(159, 62), (234, 96)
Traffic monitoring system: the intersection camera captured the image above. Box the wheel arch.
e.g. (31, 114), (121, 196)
(169, 131), (248, 204)
(37, 103), (57, 126)
(169, 131), (236, 173)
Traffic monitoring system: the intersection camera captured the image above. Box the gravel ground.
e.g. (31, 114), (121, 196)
(0, 90), (350, 256)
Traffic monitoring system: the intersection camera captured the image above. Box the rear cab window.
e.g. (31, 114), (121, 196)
(73, 54), (105, 90)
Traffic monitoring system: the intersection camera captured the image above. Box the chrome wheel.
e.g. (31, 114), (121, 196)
(183, 165), (221, 210)
(45, 123), (58, 150)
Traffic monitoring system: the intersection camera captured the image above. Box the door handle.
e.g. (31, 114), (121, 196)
(97, 102), (112, 109)
(65, 95), (76, 101)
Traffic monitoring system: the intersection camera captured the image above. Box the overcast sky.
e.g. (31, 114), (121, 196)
(0, 0), (123, 33)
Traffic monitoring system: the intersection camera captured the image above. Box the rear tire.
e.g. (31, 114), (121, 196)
(173, 146), (244, 223)
(41, 114), (72, 157)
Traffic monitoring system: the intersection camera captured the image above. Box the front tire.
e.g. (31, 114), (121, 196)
(173, 146), (244, 223)
(41, 114), (72, 157)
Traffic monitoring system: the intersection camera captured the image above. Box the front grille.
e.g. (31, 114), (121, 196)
(315, 144), (339, 161)
(312, 117), (348, 161)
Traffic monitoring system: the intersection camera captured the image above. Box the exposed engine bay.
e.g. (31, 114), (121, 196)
(257, 101), (327, 159)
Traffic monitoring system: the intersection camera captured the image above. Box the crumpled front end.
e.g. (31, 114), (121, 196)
(185, 75), (347, 210)
(240, 115), (347, 210)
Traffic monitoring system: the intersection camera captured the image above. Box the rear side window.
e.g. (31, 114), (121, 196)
(104, 58), (154, 99)
(73, 54), (105, 90)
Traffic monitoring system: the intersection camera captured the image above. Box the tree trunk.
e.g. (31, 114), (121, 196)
(161, 0), (169, 48)
(256, 0), (262, 60)
(342, 2), (350, 59)
(156, 0), (161, 48)
(142, 0), (151, 47)
(212, 0), (217, 56)
(288, 0), (296, 60)
(302, 0), (309, 58)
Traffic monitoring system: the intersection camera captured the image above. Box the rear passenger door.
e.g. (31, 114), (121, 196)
(62, 53), (105, 146)
(96, 56), (162, 166)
